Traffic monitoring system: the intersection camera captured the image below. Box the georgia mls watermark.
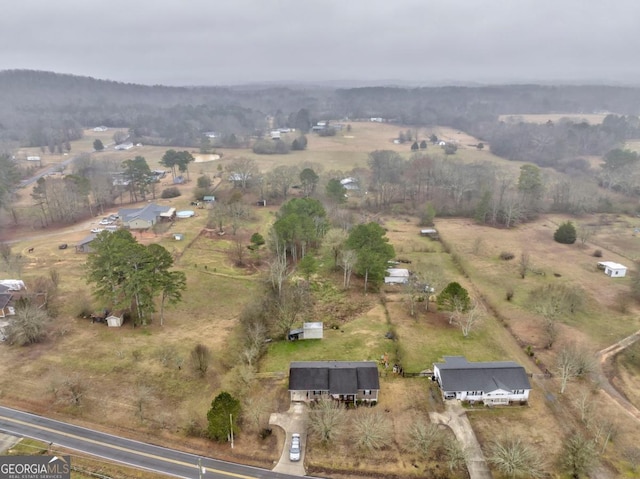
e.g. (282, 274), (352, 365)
(0, 456), (70, 479)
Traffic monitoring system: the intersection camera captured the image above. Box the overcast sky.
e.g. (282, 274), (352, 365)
(2, 0), (639, 87)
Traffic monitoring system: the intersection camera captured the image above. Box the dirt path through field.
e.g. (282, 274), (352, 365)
(596, 329), (640, 421)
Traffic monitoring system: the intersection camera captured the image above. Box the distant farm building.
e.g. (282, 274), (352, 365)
(93, 126), (108, 132)
(420, 228), (439, 240)
(385, 268), (410, 285)
(75, 234), (97, 253)
(597, 261), (627, 277)
(340, 177), (360, 191)
(119, 203), (175, 230)
(114, 142), (134, 150)
(26, 156), (41, 163)
(270, 130), (281, 140)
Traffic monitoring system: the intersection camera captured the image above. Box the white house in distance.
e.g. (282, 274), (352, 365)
(597, 261), (627, 278)
(433, 356), (531, 406)
(385, 268), (410, 285)
(340, 177), (360, 191)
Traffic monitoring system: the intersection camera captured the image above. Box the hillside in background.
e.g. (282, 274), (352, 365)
(3, 69), (640, 152)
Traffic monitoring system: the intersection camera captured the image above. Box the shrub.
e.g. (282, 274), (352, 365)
(252, 139), (290, 155)
(554, 221), (577, 244)
(593, 249), (603, 258)
(505, 288), (514, 301)
(161, 187), (181, 198)
(499, 251), (515, 261)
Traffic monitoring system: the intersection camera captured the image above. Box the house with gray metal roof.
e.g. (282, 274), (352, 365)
(433, 356), (531, 405)
(289, 361), (379, 405)
(119, 203), (175, 230)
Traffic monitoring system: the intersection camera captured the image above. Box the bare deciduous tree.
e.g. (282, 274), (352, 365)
(226, 157), (258, 189)
(323, 228), (348, 269)
(339, 249), (357, 289)
(307, 398), (346, 444)
(242, 394), (271, 434)
(589, 417), (616, 455)
(623, 446), (640, 472)
(242, 320), (267, 367)
(556, 343), (594, 394)
(578, 223), (594, 246)
(191, 343), (211, 377)
(519, 251), (530, 279)
(455, 301), (485, 337)
(274, 281), (309, 339)
(134, 383), (153, 421)
(230, 238), (247, 267)
(487, 436), (546, 478)
(268, 254), (289, 297)
(64, 375), (85, 407)
(352, 409), (392, 451)
(560, 432), (596, 479)
(573, 388), (594, 425)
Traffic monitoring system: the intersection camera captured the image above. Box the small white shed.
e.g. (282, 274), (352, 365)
(106, 314), (124, 327)
(598, 261), (627, 278)
(385, 268), (410, 285)
(303, 322), (323, 339)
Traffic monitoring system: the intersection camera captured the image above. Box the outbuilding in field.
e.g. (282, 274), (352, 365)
(597, 261), (627, 277)
(288, 322), (324, 340)
(384, 268), (410, 285)
(106, 314), (124, 327)
(420, 228), (439, 240)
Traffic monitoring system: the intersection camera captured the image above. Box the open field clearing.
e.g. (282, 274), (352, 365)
(499, 113), (610, 124)
(5, 119), (640, 477)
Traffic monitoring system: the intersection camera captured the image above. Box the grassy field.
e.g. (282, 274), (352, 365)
(4, 120), (640, 477)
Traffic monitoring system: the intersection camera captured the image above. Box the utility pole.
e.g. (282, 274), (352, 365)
(230, 413), (234, 449)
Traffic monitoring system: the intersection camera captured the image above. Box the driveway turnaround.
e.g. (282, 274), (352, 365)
(430, 402), (493, 479)
(269, 402), (308, 476)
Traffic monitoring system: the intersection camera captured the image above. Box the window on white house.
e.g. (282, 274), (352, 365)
(364, 390), (371, 395)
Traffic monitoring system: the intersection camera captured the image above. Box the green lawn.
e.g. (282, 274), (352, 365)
(259, 304), (389, 373)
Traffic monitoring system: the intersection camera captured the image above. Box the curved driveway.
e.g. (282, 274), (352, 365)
(269, 402), (308, 476)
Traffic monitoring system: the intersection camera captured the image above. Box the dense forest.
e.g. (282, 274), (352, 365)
(3, 70), (640, 153)
(3, 69), (640, 222)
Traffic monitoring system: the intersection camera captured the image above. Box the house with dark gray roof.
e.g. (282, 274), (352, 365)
(433, 356), (531, 405)
(119, 203), (175, 230)
(289, 361), (380, 405)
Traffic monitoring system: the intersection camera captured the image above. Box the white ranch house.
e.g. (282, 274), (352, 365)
(433, 356), (531, 406)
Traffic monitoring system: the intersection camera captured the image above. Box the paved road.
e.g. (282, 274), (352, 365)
(18, 155), (77, 188)
(0, 406), (310, 479)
